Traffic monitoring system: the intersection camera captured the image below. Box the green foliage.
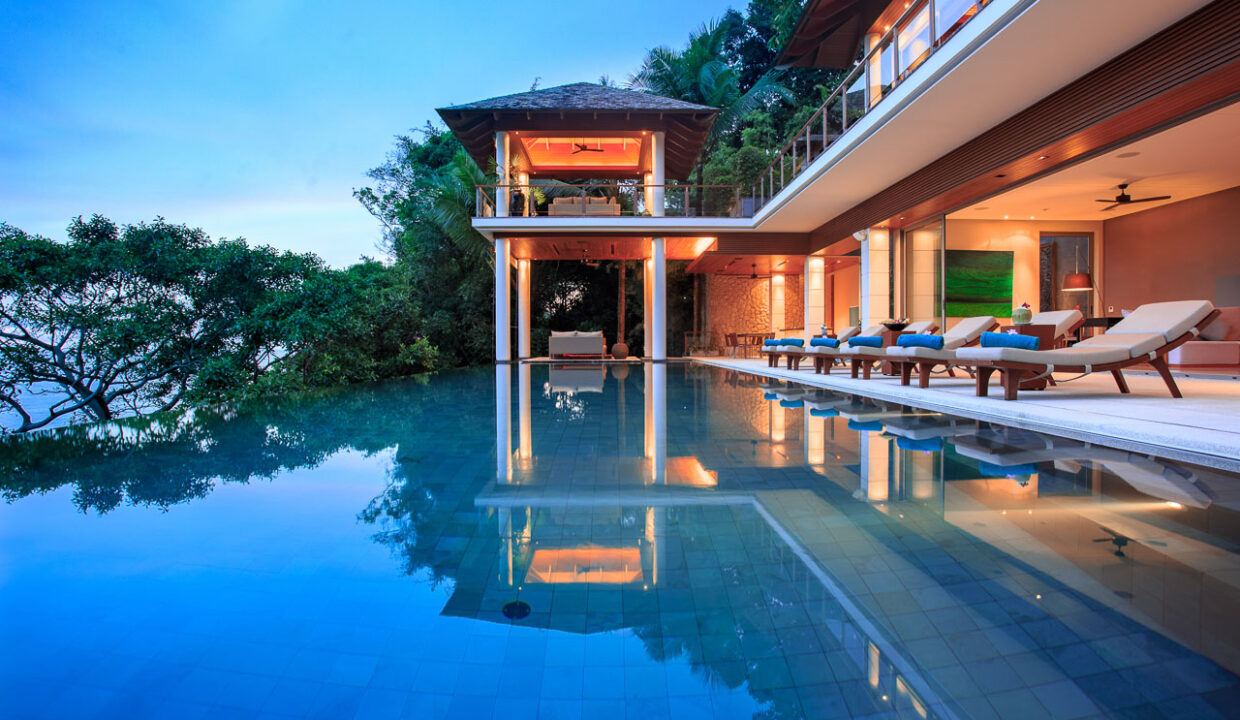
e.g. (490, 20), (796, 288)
(0, 217), (437, 432)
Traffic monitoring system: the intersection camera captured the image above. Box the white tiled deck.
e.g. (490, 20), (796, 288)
(694, 357), (1240, 472)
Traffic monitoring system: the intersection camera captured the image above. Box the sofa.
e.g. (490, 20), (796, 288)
(548, 197), (621, 216)
(548, 330), (606, 358)
(1166, 306), (1240, 366)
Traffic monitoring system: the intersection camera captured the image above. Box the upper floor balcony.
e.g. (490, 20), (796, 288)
(474, 182), (751, 219)
(754, 0), (998, 213)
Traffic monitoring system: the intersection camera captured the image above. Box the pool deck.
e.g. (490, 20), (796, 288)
(694, 357), (1240, 472)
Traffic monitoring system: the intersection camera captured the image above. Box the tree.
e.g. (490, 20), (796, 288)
(0, 217), (321, 431)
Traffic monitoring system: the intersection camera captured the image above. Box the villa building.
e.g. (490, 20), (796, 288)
(440, 0), (1240, 365)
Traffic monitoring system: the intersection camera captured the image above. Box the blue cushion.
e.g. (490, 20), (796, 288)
(809, 408), (839, 418)
(847, 419), (884, 433)
(762, 338), (779, 347)
(896, 436), (944, 452)
(847, 336), (882, 348)
(780, 338), (804, 347)
(980, 331), (1039, 351)
(779, 399), (804, 408)
(978, 461), (1039, 477)
(809, 337), (840, 348)
(897, 334), (944, 350)
(763, 392), (778, 400)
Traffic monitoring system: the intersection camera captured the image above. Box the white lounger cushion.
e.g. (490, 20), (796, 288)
(886, 345), (960, 362)
(860, 325), (885, 336)
(805, 344), (842, 355)
(835, 326), (861, 342)
(1073, 332), (1166, 358)
(1103, 300), (1214, 342)
(840, 344), (886, 358)
(956, 344), (1130, 366)
(903, 321), (937, 334)
(942, 315), (996, 349)
(776, 344), (804, 353)
(1029, 309), (1084, 338)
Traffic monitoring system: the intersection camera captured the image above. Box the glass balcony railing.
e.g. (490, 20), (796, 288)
(752, 0), (993, 212)
(475, 183), (750, 219)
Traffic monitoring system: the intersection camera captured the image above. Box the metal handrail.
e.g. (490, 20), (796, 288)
(474, 183), (748, 218)
(752, 0), (992, 212)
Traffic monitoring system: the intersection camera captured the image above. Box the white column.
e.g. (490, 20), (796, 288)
(650, 132), (665, 217)
(769, 273), (786, 334)
(803, 256), (825, 340)
(495, 131), (510, 218)
(643, 256), (653, 357)
(517, 171), (530, 217)
(652, 237), (666, 360)
(495, 364), (511, 482)
(860, 228), (890, 329)
(495, 238), (510, 362)
(517, 259), (531, 359)
(643, 171), (655, 216)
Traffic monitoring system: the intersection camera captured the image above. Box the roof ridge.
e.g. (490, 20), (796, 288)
(438, 82), (718, 113)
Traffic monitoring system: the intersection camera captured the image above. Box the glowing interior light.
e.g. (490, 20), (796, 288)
(1166, 501), (1184, 509)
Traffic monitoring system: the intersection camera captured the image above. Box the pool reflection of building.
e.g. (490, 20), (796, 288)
(486, 364), (1240, 694)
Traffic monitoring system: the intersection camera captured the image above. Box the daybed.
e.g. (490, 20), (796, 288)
(549, 330), (606, 358)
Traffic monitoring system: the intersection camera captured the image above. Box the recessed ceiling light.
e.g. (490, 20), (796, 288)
(1117, 151), (1140, 158)
(1029, 215), (1035, 219)
(995, 173), (1006, 178)
(1003, 215), (1009, 219)
(1038, 155), (1048, 160)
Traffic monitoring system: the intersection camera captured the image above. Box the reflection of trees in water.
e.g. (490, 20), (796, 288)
(0, 371), (489, 515)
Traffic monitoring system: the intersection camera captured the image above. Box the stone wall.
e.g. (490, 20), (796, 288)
(704, 274), (803, 349)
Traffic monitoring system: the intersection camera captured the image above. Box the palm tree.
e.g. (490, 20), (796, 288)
(628, 18), (792, 191)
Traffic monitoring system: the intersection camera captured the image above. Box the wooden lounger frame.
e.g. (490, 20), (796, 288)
(888, 320), (1001, 388)
(971, 310), (1220, 401)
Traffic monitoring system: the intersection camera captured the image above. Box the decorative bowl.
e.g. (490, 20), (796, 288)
(882, 322), (908, 332)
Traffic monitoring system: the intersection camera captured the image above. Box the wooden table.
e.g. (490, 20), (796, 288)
(736, 332), (772, 358)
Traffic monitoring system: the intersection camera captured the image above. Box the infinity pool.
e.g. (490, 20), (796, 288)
(1, 363), (1238, 719)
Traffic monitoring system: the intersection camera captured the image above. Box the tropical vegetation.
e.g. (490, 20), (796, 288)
(1, 0), (840, 432)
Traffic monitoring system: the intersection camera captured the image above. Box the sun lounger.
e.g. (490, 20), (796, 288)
(885, 316), (998, 388)
(839, 322), (939, 379)
(799, 325), (861, 374)
(955, 300), (1219, 400)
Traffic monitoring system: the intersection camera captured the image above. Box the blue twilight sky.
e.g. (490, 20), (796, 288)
(1, 1), (738, 267)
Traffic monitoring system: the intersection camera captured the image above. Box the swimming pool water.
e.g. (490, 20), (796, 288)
(1, 363), (1237, 719)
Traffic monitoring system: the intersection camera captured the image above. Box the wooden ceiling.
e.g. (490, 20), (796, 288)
(685, 253), (859, 276)
(508, 236), (712, 261)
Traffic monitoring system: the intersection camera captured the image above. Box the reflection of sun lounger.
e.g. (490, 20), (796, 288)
(882, 413), (977, 441)
(952, 429), (1210, 508)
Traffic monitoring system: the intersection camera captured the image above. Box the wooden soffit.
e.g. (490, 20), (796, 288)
(809, 0), (1240, 248)
(774, 0), (889, 68)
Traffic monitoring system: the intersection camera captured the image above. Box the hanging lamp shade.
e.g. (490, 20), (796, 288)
(1062, 272), (1093, 291)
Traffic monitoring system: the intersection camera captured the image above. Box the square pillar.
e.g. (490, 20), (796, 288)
(860, 228), (890, 328)
(517, 259), (531, 359)
(803, 256), (825, 340)
(651, 237), (666, 360)
(769, 273), (786, 334)
(650, 132), (665, 217)
(495, 131), (510, 218)
(495, 238), (511, 362)
(643, 257), (653, 357)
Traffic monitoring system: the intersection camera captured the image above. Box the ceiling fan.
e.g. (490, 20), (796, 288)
(1096, 183), (1170, 211)
(571, 142), (603, 155)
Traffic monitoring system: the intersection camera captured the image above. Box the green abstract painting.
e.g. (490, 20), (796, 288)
(945, 250), (1014, 317)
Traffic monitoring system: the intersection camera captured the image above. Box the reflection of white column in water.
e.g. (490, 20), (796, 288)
(805, 411), (825, 469)
(500, 506), (512, 585)
(643, 362), (653, 480)
(860, 432), (890, 502)
(652, 362), (666, 484)
(495, 364), (512, 483)
(518, 363), (532, 470)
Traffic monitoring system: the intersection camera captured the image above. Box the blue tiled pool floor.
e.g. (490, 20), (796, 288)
(1, 364), (1237, 719)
